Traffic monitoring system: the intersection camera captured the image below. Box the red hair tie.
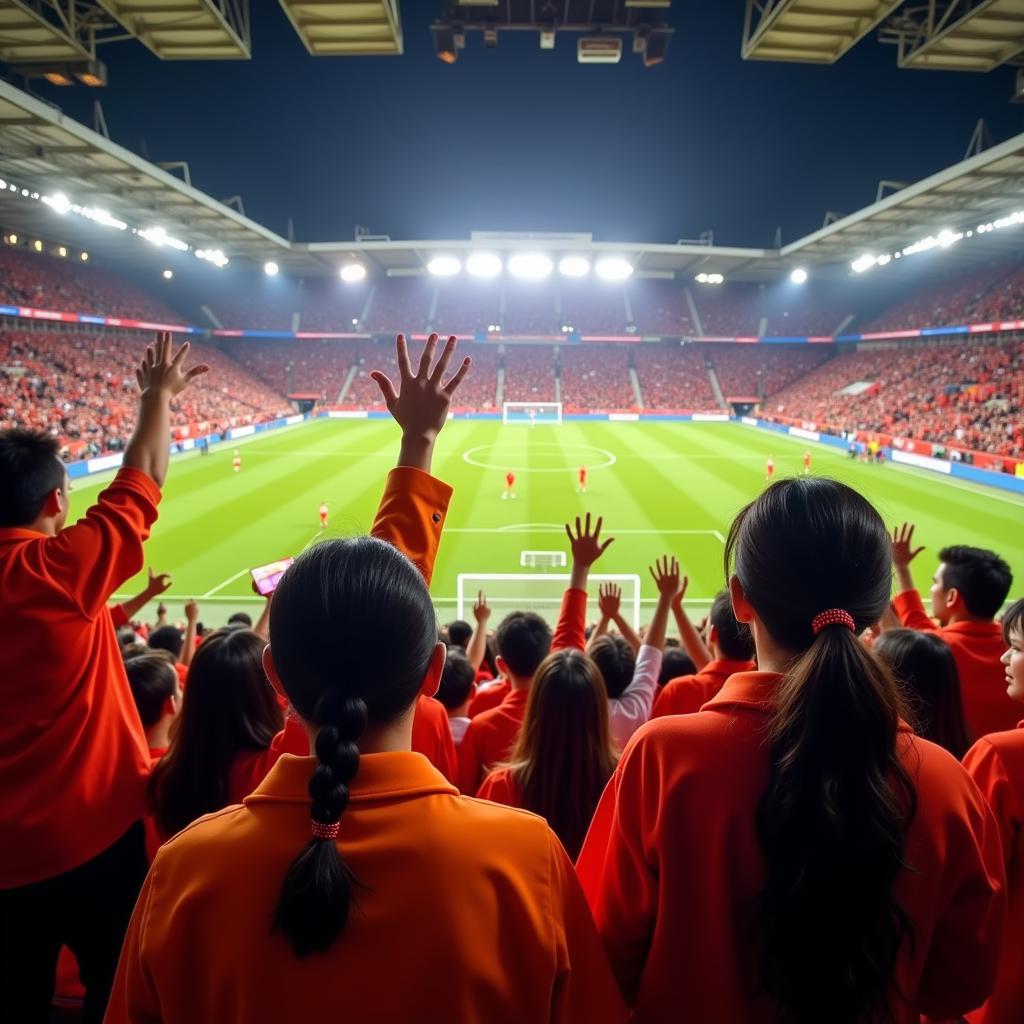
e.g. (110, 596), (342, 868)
(812, 609), (856, 636)
(311, 820), (340, 841)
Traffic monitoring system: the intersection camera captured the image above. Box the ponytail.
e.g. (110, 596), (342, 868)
(726, 477), (918, 1024)
(273, 694), (368, 957)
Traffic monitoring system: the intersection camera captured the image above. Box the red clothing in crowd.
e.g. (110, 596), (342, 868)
(893, 590), (1018, 741)
(578, 672), (1006, 1023)
(411, 694), (457, 783)
(650, 657), (756, 718)
(0, 467), (159, 887)
(964, 725), (1024, 1024)
(476, 767), (523, 809)
(468, 679), (510, 718)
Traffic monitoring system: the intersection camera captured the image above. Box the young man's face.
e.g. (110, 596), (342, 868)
(1003, 628), (1024, 703)
(930, 563), (953, 623)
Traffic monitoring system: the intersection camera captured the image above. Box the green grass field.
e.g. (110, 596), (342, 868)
(74, 418), (1023, 627)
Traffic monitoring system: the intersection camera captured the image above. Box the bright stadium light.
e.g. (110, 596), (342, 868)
(790, 267), (808, 285)
(57, 246), (67, 257)
(7, 233), (17, 244)
(339, 263), (366, 283)
(508, 252), (553, 280)
(196, 248), (229, 268)
(851, 253), (877, 274)
(695, 272), (708, 283)
(80, 251), (88, 261)
(43, 192), (71, 215)
(466, 252), (502, 278)
(558, 255), (591, 278)
(427, 255), (462, 277)
(264, 261), (279, 276)
(162, 269), (173, 280)
(33, 240), (42, 252)
(595, 256), (634, 281)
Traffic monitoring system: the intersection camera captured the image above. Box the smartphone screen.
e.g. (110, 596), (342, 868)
(250, 557), (294, 597)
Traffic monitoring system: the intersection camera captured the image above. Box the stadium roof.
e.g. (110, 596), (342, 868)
(277, 0), (403, 56)
(95, 0), (251, 60)
(0, 76), (1023, 282)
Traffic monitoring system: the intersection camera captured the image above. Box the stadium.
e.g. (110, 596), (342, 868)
(1, 2), (1023, 1022)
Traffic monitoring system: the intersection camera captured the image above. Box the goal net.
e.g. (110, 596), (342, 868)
(502, 401), (563, 425)
(457, 573), (642, 627)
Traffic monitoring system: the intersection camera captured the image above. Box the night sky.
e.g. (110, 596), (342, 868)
(34, 1), (1024, 249)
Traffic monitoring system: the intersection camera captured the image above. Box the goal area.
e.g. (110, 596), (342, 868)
(457, 572), (642, 627)
(502, 401), (562, 425)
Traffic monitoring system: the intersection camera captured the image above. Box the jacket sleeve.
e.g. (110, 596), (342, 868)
(963, 737), (1021, 872)
(552, 588), (587, 652)
(549, 832), (630, 1024)
(370, 467), (452, 586)
(575, 734), (659, 1005)
(103, 868), (162, 1023)
(892, 589), (938, 632)
(608, 645), (661, 748)
(43, 467), (161, 620)
(456, 721), (485, 795)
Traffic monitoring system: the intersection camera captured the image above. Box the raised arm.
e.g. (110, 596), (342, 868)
(890, 522), (936, 631)
(467, 591), (491, 671)
(555, 514), (615, 651)
(645, 557), (681, 653)
(114, 567), (172, 622)
(588, 583), (620, 650)
(670, 578), (711, 670)
(180, 599), (199, 668)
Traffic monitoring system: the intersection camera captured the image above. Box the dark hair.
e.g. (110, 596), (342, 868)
(588, 634), (635, 699)
(445, 619), (472, 649)
(938, 545), (1013, 620)
(148, 625), (184, 659)
(150, 628), (282, 838)
(0, 429), (64, 527)
(709, 590), (755, 662)
(228, 611), (253, 627)
(269, 537), (438, 957)
(494, 611), (552, 679)
(505, 649), (618, 859)
(437, 649), (475, 711)
(1003, 598), (1024, 643)
(117, 625), (141, 650)
(874, 630), (970, 759)
(125, 654), (178, 729)
(659, 647), (697, 687)
(726, 477), (917, 1024)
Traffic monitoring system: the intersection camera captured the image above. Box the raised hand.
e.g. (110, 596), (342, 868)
(146, 567), (172, 597)
(891, 523), (925, 569)
(650, 556), (683, 602)
(565, 513), (614, 569)
(184, 599), (199, 623)
(473, 590), (491, 624)
(136, 331), (208, 397)
(371, 333), (471, 443)
(598, 582), (622, 618)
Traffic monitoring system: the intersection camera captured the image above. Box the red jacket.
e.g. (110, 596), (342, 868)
(411, 694), (457, 783)
(893, 590), (1017, 741)
(651, 658), (756, 718)
(578, 671), (1006, 1023)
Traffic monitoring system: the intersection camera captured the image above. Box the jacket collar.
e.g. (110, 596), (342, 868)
(701, 658), (757, 678)
(943, 619), (1004, 638)
(244, 751), (458, 806)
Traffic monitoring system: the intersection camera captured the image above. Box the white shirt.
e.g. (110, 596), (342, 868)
(608, 644), (662, 750)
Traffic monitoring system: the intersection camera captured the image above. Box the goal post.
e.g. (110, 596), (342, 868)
(502, 401), (563, 425)
(457, 572), (642, 628)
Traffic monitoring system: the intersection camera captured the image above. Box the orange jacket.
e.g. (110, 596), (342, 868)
(0, 467), (158, 886)
(650, 657), (756, 718)
(893, 590), (1017, 741)
(578, 672), (1006, 1023)
(964, 725), (1024, 1024)
(106, 753), (627, 1024)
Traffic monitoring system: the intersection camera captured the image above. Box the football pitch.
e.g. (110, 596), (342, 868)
(80, 418), (1024, 627)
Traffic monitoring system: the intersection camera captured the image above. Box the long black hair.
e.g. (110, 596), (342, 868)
(726, 477), (917, 1024)
(268, 537), (438, 957)
(150, 628), (282, 838)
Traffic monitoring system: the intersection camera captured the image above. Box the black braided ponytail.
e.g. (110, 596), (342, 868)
(267, 537), (439, 957)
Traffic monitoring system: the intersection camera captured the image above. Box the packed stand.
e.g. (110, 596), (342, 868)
(221, 338), (363, 402)
(692, 282), (763, 336)
(363, 277), (434, 335)
(502, 344), (558, 402)
(3, 330), (1022, 1024)
(628, 280), (694, 336)
(433, 280), (502, 336)
(559, 344), (635, 410)
(633, 342), (719, 410)
(297, 278), (367, 333)
(559, 281), (628, 335)
(502, 282), (557, 335)
(0, 329), (288, 459)
(710, 343), (832, 399)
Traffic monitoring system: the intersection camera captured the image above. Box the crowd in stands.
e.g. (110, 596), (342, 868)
(2, 331), (1022, 1024)
(0, 329), (288, 459)
(221, 338), (359, 403)
(503, 343), (558, 402)
(559, 345), (635, 411)
(633, 342), (718, 410)
(769, 338), (1024, 460)
(709, 343), (833, 399)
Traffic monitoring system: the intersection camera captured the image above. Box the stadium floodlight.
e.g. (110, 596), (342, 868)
(162, 269), (173, 280)
(432, 23), (461, 64)
(339, 263), (366, 283)
(558, 255), (590, 278)
(508, 252), (553, 280)
(488, 323), (502, 332)
(264, 261), (279, 277)
(427, 255), (461, 277)
(7, 234), (16, 244)
(81, 207), (127, 231)
(57, 246), (67, 257)
(595, 257), (634, 281)
(937, 229), (958, 248)
(43, 192), (71, 215)
(33, 240), (42, 252)
(790, 268), (808, 285)
(140, 226), (188, 252)
(80, 251), (88, 261)
(851, 253), (877, 274)
(196, 248), (229, 268)
(876, 254), (891, 267)
(466, 252), (502, 278)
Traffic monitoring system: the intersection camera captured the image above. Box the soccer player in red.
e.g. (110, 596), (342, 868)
(765, 455), (775, 482)
(232, 449), (241, 472)
(319, 501), (328, 529)
(803, 450), (812, 475)
(578, 465), (588, 493)
(502, 471), (516, 500)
